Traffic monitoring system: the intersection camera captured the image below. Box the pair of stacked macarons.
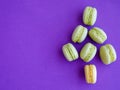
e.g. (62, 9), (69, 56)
(62, 6), (117, 84)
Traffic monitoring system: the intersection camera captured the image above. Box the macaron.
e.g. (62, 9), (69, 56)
(84, 64), (97, 84)
(83, 6), (97, 26)
(100, 44), (117, 65)
(80, 43), (97, 62)
(89, 27), (107, 44)
(62, 43), (78, 61)
(72, 25), (88, 43)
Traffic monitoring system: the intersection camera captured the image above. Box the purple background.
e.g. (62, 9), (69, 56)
(0, 0), (120, 90)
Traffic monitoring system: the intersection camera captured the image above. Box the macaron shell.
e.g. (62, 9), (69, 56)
(72, 25), (83, 43)
(106, 44), (117, 62)
(69, 44), (79, 60)
(80, 43), (92, 61)
(83, 7), (92, 25)
(100, 46), (111, 64)
(84, 65), (90, 83)
(90, 8), (97, 25)
(91, 65), (97, 84)
(89, 27), (107, 44)
(62, 45), (73, 61)
(85, 46), (97, 62)
(78, 27), (88, 43)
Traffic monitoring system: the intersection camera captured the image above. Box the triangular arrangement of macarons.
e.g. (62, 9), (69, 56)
(62, 6), (117, 84)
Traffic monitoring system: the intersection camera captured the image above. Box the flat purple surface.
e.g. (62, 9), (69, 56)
(0, 0), (120, 90)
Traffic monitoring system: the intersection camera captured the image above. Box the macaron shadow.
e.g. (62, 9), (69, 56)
(78, 66), (86, 84)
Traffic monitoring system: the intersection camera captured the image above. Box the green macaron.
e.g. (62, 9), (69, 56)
(62, 43), (78, 61)
(72, 25), (88, 43)
(80, 43), (97, 62)
(100, 44), (117, 65)
(89, 27), (107, 44)
(83, 6), (97, 26)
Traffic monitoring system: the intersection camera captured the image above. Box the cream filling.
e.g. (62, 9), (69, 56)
(89, 65), (93, 83)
